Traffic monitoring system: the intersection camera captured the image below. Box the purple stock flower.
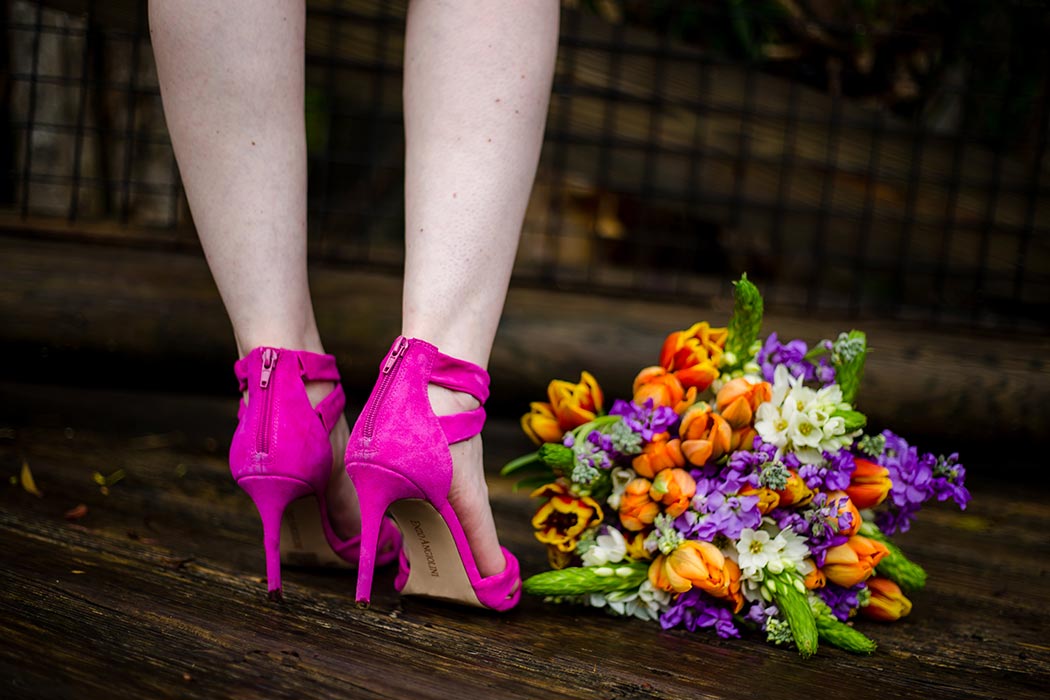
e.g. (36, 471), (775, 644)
(744, 602), (779, 628)
(660, 589), (741, 638)
(726, 437), (778, 484)
(873, 430), (970, 534)
(931, 452), (971, 509)
(798, 448), (855, 491)
(757, 332), (816, 383)
(819, 582), (867, 622)
(609, 398), (679, 441)
(769, 492), (850, 567)
(675, 472), (761, 541)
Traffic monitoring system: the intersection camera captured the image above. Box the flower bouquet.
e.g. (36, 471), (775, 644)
(502, 275), (970, 657)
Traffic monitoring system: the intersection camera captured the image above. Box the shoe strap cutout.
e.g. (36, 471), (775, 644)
(233, 348), (345, 434)
(429, 349), (491, 445)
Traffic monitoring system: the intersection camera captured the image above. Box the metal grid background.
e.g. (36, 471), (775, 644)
(3, 0), (1048, 333)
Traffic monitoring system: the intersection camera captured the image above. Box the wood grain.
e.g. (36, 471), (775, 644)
(0, 381), (1048, 699)
(0, 234), (1046, 452)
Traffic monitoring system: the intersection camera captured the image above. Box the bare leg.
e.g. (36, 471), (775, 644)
(401, 1), (559, 576)
(150, 0), (358, 536)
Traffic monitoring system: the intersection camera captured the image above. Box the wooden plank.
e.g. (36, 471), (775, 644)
(0, 233), (1046, 451)
(1, 381), (1048, 698)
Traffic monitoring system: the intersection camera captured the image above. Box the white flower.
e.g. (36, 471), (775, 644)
(768, 528), (810, 574)
(737, 526), (812, 582)
(587, 581), (670, 621)
(605, 467), (635, 511)
(752, 364), (861, 464)
(736, 528), (785, 580)
(580, 527), (627, 567)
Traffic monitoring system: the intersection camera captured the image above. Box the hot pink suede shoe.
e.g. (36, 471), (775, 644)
(345, 336), (521, 611)
(230, 347), (401, 601)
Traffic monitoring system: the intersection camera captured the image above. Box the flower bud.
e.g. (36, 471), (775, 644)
(825, 490), (861, 537)
(658, 322), (727, 392)
(823, 535), (890, 587)
(520, 402), (563, 445)
(648, 540), (743, 612)
(715, 377), (772, 429)
(845, 457), (892, 509)
(774, 470), (815, 508)
(649, 468), (697, 518)
(619, 478), (660, 531)
(679, 403), (732, 466)
(739, 484), (780, 514)
(861, 576), (913, 621)
(547, 372), (604, 431)
(631, 433), (685, 479)
(633, 366), (697, 415)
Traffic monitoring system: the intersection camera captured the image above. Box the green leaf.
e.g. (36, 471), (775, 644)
(512, 475), (559, 493)
(833, 409), (868, 433)
(500, 451), (545, 476)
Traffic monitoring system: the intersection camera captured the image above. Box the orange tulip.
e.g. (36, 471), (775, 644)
(678, 403), (732, 466)
(632, 433), (685, 479)
(861, 577), (913, 621)
(715, 378), (773, 429)
(648, 540), (744, 612)
(730, 425), (759, 452)
(823, 535), (890, 587)
(845, 457), (892, 509)
(619, 478), (660, 531)
(825, 490), (861, 537)
(650, 468), (697, 518)
(658, 322), (728, 392)
(633, 366), (697, 415)
(773, 470), (815, 508)
(803, 563), (827, 590)
(520, 402), (564, 445)
(547, 371), (604, 432)
(739, 484), (780, 514)
(530, 483), (603, 553)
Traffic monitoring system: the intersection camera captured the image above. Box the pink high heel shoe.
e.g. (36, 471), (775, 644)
(230, 347), (401, 601)
(346, 336), (521, 611)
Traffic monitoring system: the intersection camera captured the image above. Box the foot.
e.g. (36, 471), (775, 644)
(428, 384), (507, 579)
(303, 381), (361, 541)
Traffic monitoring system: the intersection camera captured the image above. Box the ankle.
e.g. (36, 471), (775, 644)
(427, 384), (480, 417)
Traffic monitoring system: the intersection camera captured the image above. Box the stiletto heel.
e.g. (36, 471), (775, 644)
(238, 475), (314, 601)
(352, 465), (422, 605)
(229, 347), (402, 600)
(346, 336), (522, 611)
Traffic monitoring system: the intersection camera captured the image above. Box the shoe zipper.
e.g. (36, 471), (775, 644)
(257, 348), (279, 454)
(363, 336), (409, 439)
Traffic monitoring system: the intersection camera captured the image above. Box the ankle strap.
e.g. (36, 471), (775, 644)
(234, 347), (345, 433)
(427, 343), (490, 445)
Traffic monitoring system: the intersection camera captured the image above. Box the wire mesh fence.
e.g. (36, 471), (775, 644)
(3, 0), (1048, 332)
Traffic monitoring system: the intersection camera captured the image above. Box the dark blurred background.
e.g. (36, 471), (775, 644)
(2, 0), (1048, 455)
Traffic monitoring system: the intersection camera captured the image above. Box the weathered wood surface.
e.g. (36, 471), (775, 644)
(1, 234), (1047, 450)
(0, 380), (1048, 700)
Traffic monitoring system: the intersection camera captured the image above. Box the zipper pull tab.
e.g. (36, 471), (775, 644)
(259, 348), (279, 388)
(382, 336), (409, 374)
